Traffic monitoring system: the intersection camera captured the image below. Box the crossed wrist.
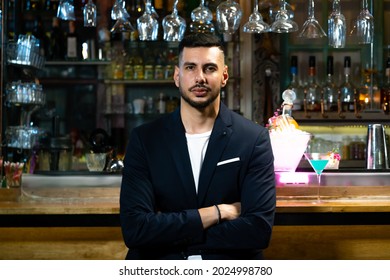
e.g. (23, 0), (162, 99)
(214, 204), (222, 224)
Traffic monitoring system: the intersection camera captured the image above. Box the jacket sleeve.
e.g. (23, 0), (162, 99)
(120, 128), (204, 249)
(197, 128), (276, 250)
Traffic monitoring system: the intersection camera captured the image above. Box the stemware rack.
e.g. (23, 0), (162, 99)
(4, 34), (46, 151)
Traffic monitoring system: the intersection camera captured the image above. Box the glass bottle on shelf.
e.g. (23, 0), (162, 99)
(32, 16), (50, 59)
(287, 56), (303, 111)
(49, 17), (66, 60)
(381, 57), (390, 114)
(358, 68), (381, 112)
(66, 21), (80, 61)
(322, 55), (338, 112)
(339, 56), (356, 113)
(304, 56), (321, 112)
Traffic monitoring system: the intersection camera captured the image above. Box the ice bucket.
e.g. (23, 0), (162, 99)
(270, 131), (311, 172)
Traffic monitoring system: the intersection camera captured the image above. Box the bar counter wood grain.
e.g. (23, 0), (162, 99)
(1, 172), (390, 260)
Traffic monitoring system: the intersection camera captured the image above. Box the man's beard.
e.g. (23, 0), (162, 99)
(180, 84), (220, 109)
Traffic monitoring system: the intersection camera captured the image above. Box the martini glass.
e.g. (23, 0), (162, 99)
(304, 152), (330, 202)
(298, 0), (327, 38)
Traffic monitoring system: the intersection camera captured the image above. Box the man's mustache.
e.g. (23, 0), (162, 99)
(190, 84), (211, 91)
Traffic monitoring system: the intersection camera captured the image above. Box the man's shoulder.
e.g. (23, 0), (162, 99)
(225, 108), (266, 133)
(133, 111), (176, 135)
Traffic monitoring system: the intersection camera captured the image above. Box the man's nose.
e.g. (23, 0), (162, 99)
(195, 70), (206, 83)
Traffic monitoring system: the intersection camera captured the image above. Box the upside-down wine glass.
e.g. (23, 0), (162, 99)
(57, 0), (76, 21)
(189, 0), (215, 34)
(243, 0), (270, 33)
(110, 0), (135, 33)
(83, 0), (97, 27)
(162, 0), (186, 41)
(137, 0), (159, 40)
(270, 0), (298, 33)
(328, 0), (346, 48)
(216, 0), (243, 35)
(356, 0), (374, 44)
(298, 0), (327, 38)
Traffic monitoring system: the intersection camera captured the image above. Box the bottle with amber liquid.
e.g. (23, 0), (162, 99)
(381, 57), (390, 114)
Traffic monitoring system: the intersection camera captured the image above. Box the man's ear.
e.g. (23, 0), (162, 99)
(174, 66), (180, 87)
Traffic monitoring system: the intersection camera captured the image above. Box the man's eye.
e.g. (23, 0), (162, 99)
(205, 66), (217, 73)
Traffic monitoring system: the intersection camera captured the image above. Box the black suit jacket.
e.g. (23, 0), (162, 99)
(120, 103), (276, 259)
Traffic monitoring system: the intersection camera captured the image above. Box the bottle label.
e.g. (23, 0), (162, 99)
(67, 37), (77, 58)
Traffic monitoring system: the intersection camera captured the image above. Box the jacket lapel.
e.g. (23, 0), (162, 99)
(164, 110), (198, 206)
(197, 104), (232, 206)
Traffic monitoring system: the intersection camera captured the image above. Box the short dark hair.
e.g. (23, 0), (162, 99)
(178, 33), (225, 58)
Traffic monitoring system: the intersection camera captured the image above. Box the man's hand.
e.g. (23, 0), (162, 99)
(218, 202), (241, 221)
(198, 202), (241, 229)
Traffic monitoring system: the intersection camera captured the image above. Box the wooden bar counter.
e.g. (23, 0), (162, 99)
(0, 172), (389, 260)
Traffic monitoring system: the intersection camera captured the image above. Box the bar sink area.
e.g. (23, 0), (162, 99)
(20, 173), (121, 203)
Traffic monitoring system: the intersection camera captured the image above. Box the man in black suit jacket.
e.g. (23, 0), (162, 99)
(120, 33), (276, 260)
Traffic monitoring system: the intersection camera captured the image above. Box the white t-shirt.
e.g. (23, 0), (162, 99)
(185, 130), (212, 194)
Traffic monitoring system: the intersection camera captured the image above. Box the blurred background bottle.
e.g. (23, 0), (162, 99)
(66, 21), (80, 60)
(381, 57), (390, 114)
(304, 56), (321, 111)
(358, 68), (381, 112)
(323, 55), (338, 112)
(287, 56), (303, 111)
(339, 56), (356, 112)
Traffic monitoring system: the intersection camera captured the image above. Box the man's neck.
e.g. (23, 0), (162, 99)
(181, 102), (219, 135)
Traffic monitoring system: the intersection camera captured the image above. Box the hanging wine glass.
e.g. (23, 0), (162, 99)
(57, 0), (76, 21)
(189, 0), (215, 34)
(298, 0), (327, 38)
(270, 0), (298, 33)
(269, 0), (294, 24)
(356, 0), (374, 44)
(216, 0), (243, 35)
(111, 0), (130, 20)
(137, 0), (159, 41)
(162, 0), (186, 41)
(83, 0), (97, 27)
(328, 0), (346, 48)
(111, 0), (135, 33)
(243, 0), (270, 34)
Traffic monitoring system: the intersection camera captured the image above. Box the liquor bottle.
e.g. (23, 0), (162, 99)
(358, 68), (381, 112)
(381, 57), (390, 114)
(32, 16), (50, 58)
(49, 17), (66, 60)
(157, 92), (166, 114)
(25, 0), (41, 11)
(287, 56), (303, 111)
(45, 0), (59, 11)
(322, 56), (338, 112)
(66, 21), (80, 60)
(304, 56), (321, 111)
(339, 56), (356, 112)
